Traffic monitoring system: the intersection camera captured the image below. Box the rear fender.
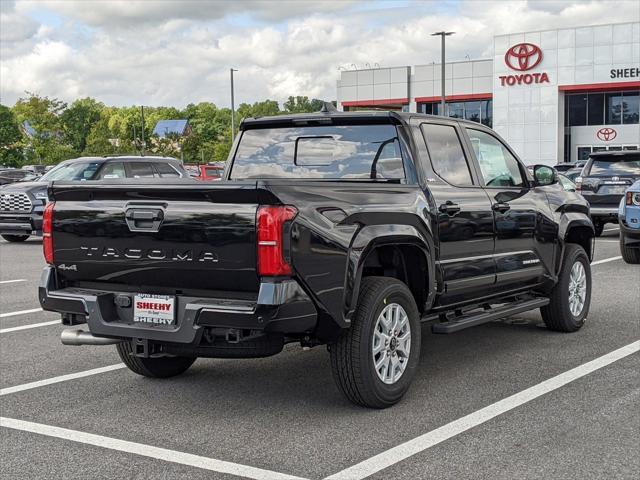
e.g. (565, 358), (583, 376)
(344, 224), (435, 324)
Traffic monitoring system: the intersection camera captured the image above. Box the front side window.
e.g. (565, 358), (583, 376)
(467, 129), (525, 188)
(421, 123), (473, 186)
(230, 124), (404, 180)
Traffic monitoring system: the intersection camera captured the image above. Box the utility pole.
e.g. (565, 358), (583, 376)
(140, 105), (146, 156)
(230, 68), (238, 143)
(431, 31), (455, 115)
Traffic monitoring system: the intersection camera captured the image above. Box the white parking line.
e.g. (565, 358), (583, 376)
(0, 320), (60, 334)
(0, 308), (43, 318)
(0, 417), (309, 480)
(0, 279), (27, 285)
(0, 364), (126, 396)
(604, 227), (619, 232)
(325, 340), (640, 480)
(592, 255), (622, 265)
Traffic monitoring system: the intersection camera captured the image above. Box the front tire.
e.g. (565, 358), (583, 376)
(620, 235), (640, 264)
(541, 244), (591, 332)
(329, 277), (421, 408)
(116, 341), (196, 378)
(1, 234), (29, 242)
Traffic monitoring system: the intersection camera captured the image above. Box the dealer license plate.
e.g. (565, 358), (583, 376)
(133, 294), (175, 325)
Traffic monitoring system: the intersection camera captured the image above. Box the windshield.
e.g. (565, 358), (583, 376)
(230, 124), (405, 180)
(41, 162), (102, 181)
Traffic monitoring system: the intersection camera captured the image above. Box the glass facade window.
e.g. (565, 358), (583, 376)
(606, 93), (623, 124)
(623, 91), (639, 124)
(565, 91), (640, 126)
(568, 94), (587, 126)
(587, 93), (604, 125)
(418, 99), (492, 127)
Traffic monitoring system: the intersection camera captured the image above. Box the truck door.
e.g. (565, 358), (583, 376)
(464, 127), (556, 288)
(417, 121), (496, 305)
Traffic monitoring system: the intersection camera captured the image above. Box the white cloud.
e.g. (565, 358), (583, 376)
(1, 1), (639, 108)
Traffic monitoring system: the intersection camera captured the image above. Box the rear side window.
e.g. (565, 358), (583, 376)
(587, 159), (640, 175)
(230, 125), (405, 180)
(154, 162), (181, 178)
(421, 123), (473, 186)
(127, 162), (156, 178)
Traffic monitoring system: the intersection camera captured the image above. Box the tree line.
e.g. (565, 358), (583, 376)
(0, 93), (331, 167)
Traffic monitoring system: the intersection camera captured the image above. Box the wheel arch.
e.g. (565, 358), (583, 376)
(344, 224), (435, 323)
(560, 215), (595, 262)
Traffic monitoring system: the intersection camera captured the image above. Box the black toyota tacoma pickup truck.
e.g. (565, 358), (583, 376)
(39, 111), (595, 408)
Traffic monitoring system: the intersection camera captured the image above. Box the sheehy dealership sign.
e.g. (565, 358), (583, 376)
(499, 43), (550, 86)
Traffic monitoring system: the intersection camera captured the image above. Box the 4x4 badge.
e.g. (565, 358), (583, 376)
(58, 264), (77, 271)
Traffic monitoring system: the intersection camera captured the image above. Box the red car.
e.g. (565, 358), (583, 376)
(186, 164), (224, 181)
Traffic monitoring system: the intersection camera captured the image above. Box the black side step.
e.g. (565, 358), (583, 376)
(431, 298), (550, 334)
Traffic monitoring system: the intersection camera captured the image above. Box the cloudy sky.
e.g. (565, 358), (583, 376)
(1, 0), (638, 108)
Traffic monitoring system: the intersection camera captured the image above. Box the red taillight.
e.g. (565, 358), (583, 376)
(42, 202), (55, 264)
(256, 205), (297, 276)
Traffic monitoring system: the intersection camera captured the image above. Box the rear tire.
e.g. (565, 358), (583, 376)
(1, 234), (29, 242)
(620, 236), (640, 264)
(329, 277), (421, 409)
(116, 341), (196, 378)
(541, 244), (591, 332)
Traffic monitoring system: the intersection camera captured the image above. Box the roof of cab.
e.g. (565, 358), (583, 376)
(240, 109), (488, 130)
(60, 155), (181, 164)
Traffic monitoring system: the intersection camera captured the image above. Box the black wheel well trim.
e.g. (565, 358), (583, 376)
(344, 227), (435, 324)
(560, 218), (595, 269)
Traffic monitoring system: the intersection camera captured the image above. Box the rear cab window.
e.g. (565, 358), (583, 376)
(230, 124), (405, 180)
(585, 157), (640, 176)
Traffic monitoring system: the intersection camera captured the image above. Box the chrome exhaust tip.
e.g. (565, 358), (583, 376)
(61, 329), (123, 346)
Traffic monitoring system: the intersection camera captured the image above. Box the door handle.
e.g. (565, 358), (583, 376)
(439, 201), (461, 215)
(492, 202), (511, 213)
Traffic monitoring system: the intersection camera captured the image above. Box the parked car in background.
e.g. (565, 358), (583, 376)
(558, 173), (577, 192)
(564, 166), (584, 182)
(0, 156), (187, 242)
(618, 180), (640, 264)
(554, 160), (587, 173)
(0, 169), (41, 185)
(576, 151), (640, 236)
(185, 163), (225, 181)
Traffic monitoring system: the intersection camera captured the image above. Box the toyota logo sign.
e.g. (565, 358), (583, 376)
(505, 43), (543, 71)
(596, 127), (617, 142)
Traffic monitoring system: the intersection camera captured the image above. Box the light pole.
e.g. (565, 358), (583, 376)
(230, 68), (238, 143)
(431, 31), (455, 116)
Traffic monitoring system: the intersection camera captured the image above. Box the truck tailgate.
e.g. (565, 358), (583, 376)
(49, 182), (268, 293)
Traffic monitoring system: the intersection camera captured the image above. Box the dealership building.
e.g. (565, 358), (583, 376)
(336, 21), (640, 166)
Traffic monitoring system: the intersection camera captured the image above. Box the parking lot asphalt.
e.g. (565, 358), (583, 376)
(1, 229), (638, 480)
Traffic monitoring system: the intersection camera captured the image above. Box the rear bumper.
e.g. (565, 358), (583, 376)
(38, 266), (317, 344)
(620, 219), (640, 247)
(589, 206), (618, 222)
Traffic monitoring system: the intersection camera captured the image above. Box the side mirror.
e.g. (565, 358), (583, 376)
(533, 165), (557, 186)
